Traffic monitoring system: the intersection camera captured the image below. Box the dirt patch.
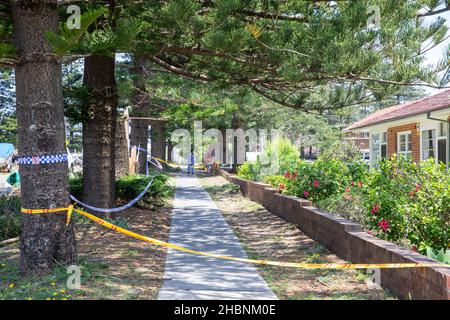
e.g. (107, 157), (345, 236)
(0, 200), (172, 300)
(199, 174), (395, 300)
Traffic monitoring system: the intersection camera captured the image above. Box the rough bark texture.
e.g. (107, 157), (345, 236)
(12, 0), (76, 275)
(151, 123), (166, 160)
(82, 54), (118, 214)
(129, 55), (150, 174)
(115, 117), (129, 178)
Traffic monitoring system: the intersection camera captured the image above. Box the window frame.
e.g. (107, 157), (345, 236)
(421, 123), (448, 164)
(370, 131), (387, 165)
(397, 130), (412, 159)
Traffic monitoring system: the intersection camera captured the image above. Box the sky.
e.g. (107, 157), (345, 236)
(422, 10), (450, 94)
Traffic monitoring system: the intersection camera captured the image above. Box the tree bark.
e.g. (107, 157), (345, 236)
(129, 55), (150, 174)
(82, 54), (118, 215)
(11, 0), (76, 275)
(151, 123), (166, 160)
(115, 116), (129, 178)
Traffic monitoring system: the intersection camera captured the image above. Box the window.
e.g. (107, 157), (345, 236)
(421, 124), (448, 165)
(438, 139), (447, 164)
(381, 132), (387, 158)
(371, 133), (380, 163)
(421, 129), (436, 160)
(371, 131), (387, 165)
(397, 131), (412, 159)
(437, 123), (448, 165)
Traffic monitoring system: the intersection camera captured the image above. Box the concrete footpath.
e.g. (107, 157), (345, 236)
(158, 174), (277, 300)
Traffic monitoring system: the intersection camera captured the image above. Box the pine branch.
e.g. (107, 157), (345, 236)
(45, 7), (107, 56)
(240, 9), (307, 22)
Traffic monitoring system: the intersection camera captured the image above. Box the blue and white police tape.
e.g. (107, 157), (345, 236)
(70, 174), (158, 213)
(129, 145), (164, 172)
(18, 154), (68, 165)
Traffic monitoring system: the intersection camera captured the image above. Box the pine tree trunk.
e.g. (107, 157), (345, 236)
(82, 54), (118, 215)
(129, 56), (150, 174)
(11, 0), (76, 275)
(151, 123), (166, 160)
(115, 117), (129, 178)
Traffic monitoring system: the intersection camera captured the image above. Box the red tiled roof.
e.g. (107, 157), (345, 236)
(345, 89), (450, 131)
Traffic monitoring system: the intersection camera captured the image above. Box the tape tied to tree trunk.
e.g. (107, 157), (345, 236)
(17, 154), (68, 165)
(21, 205), (74, 226)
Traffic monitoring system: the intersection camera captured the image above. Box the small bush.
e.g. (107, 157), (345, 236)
(282, 159), (363, 203)
(263, 175), (287, 190)
(116, 173), (173, 207)
(259, 137), (301, 177)
(237, 162), (260, 181)
(0, 196), (21, 241)
(69, 176), (83, 200)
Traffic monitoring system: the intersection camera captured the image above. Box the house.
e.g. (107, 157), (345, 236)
(344, 90), (450, 166)
(343, 131), (370, 160)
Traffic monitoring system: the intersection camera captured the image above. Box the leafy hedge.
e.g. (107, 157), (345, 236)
(241, 156), (449, 254)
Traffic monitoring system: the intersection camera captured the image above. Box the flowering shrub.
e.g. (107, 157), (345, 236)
(237, 152), (449, 253)
(363, 158), (449, 253)
(282, 159), (366, 203)
(263, 175), (287, 192)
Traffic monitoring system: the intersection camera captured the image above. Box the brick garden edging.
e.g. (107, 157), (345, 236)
(219, 170), (450, 300)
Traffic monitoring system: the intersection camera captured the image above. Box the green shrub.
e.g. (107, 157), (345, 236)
(237, 162), (260, 181)
(263, 175), (287, 189)
(238, 138), (301, 181)
(115, 174), (173, 207)
(282, 159), (361, 203)
(363, 157), (449, 253)
(316, 191), (369, 227)
(0, 196), (21, 241)
(259, 137), (301, 177)
(69, 175), (83, 200)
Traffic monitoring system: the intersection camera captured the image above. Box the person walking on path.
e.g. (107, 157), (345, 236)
(187, 150), (195, 174)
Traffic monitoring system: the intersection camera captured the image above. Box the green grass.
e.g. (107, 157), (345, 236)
(0, 258), (109, 300)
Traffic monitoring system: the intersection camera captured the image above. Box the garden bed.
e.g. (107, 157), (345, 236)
(219, 170), (450, 300)
(199, 174), (394, 300)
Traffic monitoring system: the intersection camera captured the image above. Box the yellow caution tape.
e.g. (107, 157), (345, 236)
(154, 157), (167, 164)
(22, 206), (450, 270)
(21, 205), (74, 226)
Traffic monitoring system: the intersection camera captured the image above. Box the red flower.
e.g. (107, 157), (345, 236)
(358, 181), (363, 188)
(345, 186), (351, 193)
(292, 171), (298, 179)
(303, 191), (310, 198)
(371, 204), (380, 215)
(411, 245), (418, 252)
(377, 219), (390, 232)
(284, 172), (291, 179)
(313, 180), (319, 188)
(351, 181), (355, 187)
(278, 183), (286, 191)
